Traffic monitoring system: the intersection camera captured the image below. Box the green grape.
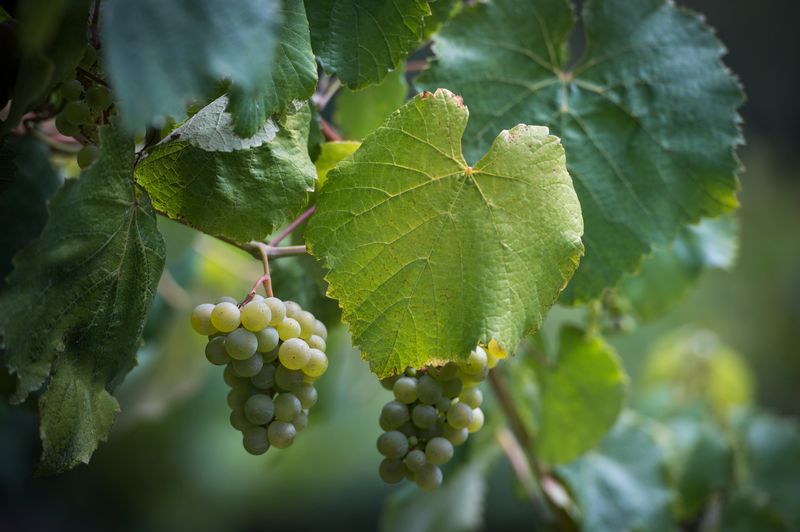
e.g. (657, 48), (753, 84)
(397, 422), (417, 439)
(468, 408), (484, 433)
(216, 296), (238, 304)
(275, 365), (305, 391)
(85, 85), (112, 112)
(284, 300), (302, 318)
(223, 364), (244, 388)
(54, 114), (80, 136)
(307, 334), (326, 351)
(240, 300), (271, 332)
(459, 387), (483, 408)
(267, 421), (296, 448)
(380, 401), (410, 430)
(313, 320), (328, 340)
(416, 464), (442, 491)
(408, 435), (419, 447)
(242, 426), (270, 455)
(61, 79), (83, 101)
(264, 297), (286, 325)
(225, 328), (258, 360)
(435, 397), (452, 414)
(393, 377), (418, 404)
(251, 294), (264, 302)
(232, 353), (263, 378)
(295, 310), (316, 339)
(262, 347), (279, 364)
(230, 407), (256, 432)
(404, 449), (426, 472)
(80, 44), (97, 68)
(446, 402), (473, 430)
(379, 458), (406, 484)
(274, 393), (301, 422)
(244, 394), (275, 425)
(278, 338), (310, 370)
(417, 422), (442, 442)
(377, 430), (409, 459)
(425, 437), (454, 465)
(76, 145), (98, 169)
(411, 404), (438, 429)
(211, 302), (240, 333)
(405, 367), (418, 377)
(417, 374), (443, 404)
(255, 327), (279, 352)
(292, 411), (308, 432)
(302, 349), (328, 378)
(438, 362), (459, 380)
(251, 364), (276, 390)
(380, 375), (400, 391)
(276, 318), (301, 340)
(205, 336), (229, 365)
(440, 377), (462, 398)
(62, 100), (90, 124)
(442, 424), (469, 446)
(294, 383), (318, 409)
(190, 303), (217, 335)
(227, 387), (251, 409)
(463, 347), (488, 376)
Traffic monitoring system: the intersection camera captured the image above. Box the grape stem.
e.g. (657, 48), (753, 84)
(269, 206), (316, 247)
(320, 118), (342, 141)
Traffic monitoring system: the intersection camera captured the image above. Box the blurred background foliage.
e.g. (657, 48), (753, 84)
(1, 0), (799, 530)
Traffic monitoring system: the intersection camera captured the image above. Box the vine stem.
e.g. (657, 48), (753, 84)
(269, 206), (316, 247)
(320, 118), (342, 141)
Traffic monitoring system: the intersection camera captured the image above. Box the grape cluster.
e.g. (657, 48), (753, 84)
(55, 44), (113, 168)
(191, 295), (329, 455)
(376, 343), (507, 490)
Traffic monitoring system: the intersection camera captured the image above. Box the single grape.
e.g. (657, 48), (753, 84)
(459, 387), (483, 408)
(62, 100), (90, 124)
(307, 334), (326, 351)
(417, 422), (443, 443)
(411, 404), (438, 429)
(408, 435), (419, 448)
(468, 408), (484, 433)
(417, 374), (443, 405)
(404, 449), (426, 472)
(267, 421), (296, 448)
(274, 393), (302, 422)
(379, 459), (406, 484)
(205, 336), (229, 365)
(225, 328), (258, 360)
(440, 377), (462, 399)
(85, 85), (112, 112)
(255, 327), (280, 352)
(211, 302), (240, 333)
(377, 430), (409, 459)
(264, 297), (286, 325)
(435, 397), (452, 414)
(294, 383), (318, 409)
(79, 44), (97, 68)
(277, 318), (301, 340)
(275, 365), (305, 391)
(190, 303), (217, 335)
(292, 411), (308, 432)
(295, 310), (316, 339)
(442, 424), (469, 446)
(227, 387), (251, 409)
(54, 114), (80, 136)
(302, 348), (328, 378)
(380, 401), (410, 430)
(242, 426), (270, 455)
(76, 145), (98, 169)
(216, 296), (238, 304)
(230, 407), (254, 432)
(240, 300), (271, 332)
(446, 402), (473, 430)
(61, 79), (83, 101)
(438, 362), (459, 380)
(463, 347), (488, 376)
(398, 422), (417, 439)
(251, 364), (276, 390)
(223, 364), (244, 388)
(278, 338), (310, 370)
(244, 394), (275, 425)
(284, 300), (302, 318)
(313, 320), (328, 340)
(232, 353), (264, 378)
(393, 377), (418, 404)
(380, 375), (400, 391)
(425, 437), (454, 465)
(416, 464), (443, 491)
(251, 294), (264, 302)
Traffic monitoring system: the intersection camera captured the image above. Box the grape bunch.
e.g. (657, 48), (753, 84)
(376, 342), (507, 490)
(190, 295), (329, 455)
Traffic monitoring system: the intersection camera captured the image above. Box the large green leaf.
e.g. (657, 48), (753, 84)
(305, 0), (429, 89)
(306, 89), (583, 376)
(314, 141), (360, 188)
(334, 68), (408, 140)
(0, 124), (165, 473)
(559, 412), (675, 532)
(227, 0), (317, 138)
(135, 97), (316, 243)
(418, 0), (743, 302)
(102, 0), (281, 131)
(536, 327), (627, 465)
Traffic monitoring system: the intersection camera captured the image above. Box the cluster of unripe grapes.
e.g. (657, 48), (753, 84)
(54, 44), (113, 168)
(377, 343), (507, 490)
(190, 295), (329, 455)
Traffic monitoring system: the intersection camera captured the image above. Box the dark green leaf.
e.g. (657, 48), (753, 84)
(227, 0), (317, 138)
(334, 68), (408, 140)
(305, 0), (429, 89)
(0, 123), (165, 473)
(418, 0), (743, 302)
(135, 97), (316, 243)
(720, 490), (789, 532)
